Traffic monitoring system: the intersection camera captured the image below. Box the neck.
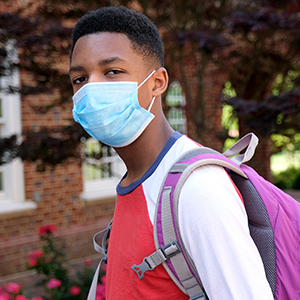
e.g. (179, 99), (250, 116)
(115, 114), (174, 186)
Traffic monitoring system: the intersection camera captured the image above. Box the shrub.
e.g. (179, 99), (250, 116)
(0, 225), (105, 300)
(273, 167), (300, 190)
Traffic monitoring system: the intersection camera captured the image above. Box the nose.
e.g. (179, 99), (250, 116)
(88, 74), (104, 84)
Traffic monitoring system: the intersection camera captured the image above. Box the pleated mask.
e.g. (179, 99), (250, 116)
(72, 70), (156, 147)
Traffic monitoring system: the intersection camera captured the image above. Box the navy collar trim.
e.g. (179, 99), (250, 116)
(117, 131), (182, 195)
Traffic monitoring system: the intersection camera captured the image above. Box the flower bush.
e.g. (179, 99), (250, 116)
(0, 282), (43, 300)
(0, 225), (106, 300)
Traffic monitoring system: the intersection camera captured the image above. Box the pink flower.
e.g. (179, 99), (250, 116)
(28, 250), (44, 260)
(28, 259), (38, 267)
(69, 286), (80, 296)
(39, 224), (57, 236)
(46, 278), (61, 289)
(31, 297), (43, 300)
(84, 259), (92, 266)
(28, 250), (44, 267)
(0, 294), (10, 300)
(16, 296), (28, 300)
(45, 258), (51, 264)
(96, 283), (105, 298)
(4, 282), (22, 294)
(100, 275), (106, 285)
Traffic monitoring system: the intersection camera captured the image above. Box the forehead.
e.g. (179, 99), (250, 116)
(71, 32), (145, 69)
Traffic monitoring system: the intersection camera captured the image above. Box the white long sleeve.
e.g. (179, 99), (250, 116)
(178, 165), (274, 300)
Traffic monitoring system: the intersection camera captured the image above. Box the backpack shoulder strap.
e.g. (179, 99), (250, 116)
(154, 147), (248, 299)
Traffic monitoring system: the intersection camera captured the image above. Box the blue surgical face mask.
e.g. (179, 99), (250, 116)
(72, 70), (156, 147)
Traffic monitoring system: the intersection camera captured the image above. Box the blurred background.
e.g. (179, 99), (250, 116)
(0, 0), (299, 297)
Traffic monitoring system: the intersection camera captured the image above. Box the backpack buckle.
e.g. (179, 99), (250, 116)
(131, 241), (181, 280)
(131, 257), (154, 279)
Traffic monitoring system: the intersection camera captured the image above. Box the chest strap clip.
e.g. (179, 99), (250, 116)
(131, 241), (181, 279)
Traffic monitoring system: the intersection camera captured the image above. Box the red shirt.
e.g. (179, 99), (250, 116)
(106, 184), (188, 299)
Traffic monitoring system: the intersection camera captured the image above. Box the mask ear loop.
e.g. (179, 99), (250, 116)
(147, 97), (156, 112)
(137, 70), (157, 112)
(137, 70), (156, 89)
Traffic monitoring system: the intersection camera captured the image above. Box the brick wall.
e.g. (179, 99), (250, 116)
(0, 215), (114, 276)
(0, 158), (116, 276)
(0, 83), (116, 276)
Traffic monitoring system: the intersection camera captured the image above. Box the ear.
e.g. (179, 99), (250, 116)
(152, 67), (169, 97)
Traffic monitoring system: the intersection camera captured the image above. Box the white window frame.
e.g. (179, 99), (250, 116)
(166, 81), (187, 134)
(0, 42), (36, 216)
(81, 138), (126, 203)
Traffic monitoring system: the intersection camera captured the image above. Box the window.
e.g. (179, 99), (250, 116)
(166, 81), (187, 134)
(0, 41), (36, 215)
(81, 138), (125, 202)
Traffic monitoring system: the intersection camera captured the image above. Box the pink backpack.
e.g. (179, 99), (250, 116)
(131, 133), (300, 300)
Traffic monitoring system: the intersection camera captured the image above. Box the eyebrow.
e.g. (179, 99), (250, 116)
(68, 65), (84, 75)
(98, 56), (125, 66)
(69, 56), (126, 75)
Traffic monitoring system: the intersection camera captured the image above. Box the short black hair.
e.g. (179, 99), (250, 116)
(71, 6), (164, 67)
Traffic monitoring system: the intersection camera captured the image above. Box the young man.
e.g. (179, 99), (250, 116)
(69, 6), (274, 300)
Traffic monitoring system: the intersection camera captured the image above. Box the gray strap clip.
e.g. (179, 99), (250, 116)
(131, 257), (154, 280)
(131, 241), (181, 280)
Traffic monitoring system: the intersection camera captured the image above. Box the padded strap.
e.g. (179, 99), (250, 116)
(223, 133), (259, 166)
(159, 185), (207, 298)
(87, 220), (112, 300)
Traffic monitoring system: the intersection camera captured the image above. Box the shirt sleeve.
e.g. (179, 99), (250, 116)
(178, 165), (274, 300)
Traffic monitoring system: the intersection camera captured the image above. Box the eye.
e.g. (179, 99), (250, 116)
(105, 69), (124, 76)
(73, 76), (87, 85)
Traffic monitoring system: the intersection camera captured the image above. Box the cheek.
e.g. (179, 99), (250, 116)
(71, 84), (82, 95)
(137, 88), (152, 109)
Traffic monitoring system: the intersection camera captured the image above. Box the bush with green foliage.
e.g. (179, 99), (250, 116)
(273, 168), (300, 190)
